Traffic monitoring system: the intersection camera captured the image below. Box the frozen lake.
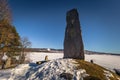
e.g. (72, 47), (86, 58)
(26, 52), (120, 70)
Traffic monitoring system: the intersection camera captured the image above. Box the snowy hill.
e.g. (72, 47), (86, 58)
(8, 59), (120, 80)
(0, 52), (120, 80)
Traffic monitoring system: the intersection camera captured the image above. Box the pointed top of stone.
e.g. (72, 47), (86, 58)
(67, 8), (78, 17)
(66, 8), (79, 24)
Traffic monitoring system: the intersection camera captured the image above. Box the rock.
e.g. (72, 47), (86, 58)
(114, 69), (120, 76)
(45, 55), (48, 61)
(36, 61), (42, 65)
(36, 61), (47, 65)
(4, 57), (11, 68)
(64, 9), (84, 59)
(60, 73), (73, 80)
(36, 56), (49, 65)
(90, 60), (94, 63)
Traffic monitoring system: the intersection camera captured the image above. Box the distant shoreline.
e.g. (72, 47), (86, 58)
(25, 48), (120, 56)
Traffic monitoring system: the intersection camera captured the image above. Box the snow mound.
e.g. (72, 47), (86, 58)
(9, 59), (88, 80)
(8, 59), (120, 80)
(26, 59), (88, 80)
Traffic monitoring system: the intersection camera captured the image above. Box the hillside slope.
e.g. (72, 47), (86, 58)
(8, 59), (120, 80)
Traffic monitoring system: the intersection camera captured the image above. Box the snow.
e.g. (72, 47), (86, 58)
(0, 69), (12, 80)
(85, 54), (120, 70)
(8, 64), (30, 80)
(73, 69), (89, 80)
(2, 53), (8, 61)
(27, 52), (120, 70)
(104, 70), (114, 80)
(0, 52), (120, 80)
(9, 59), (88, 80)
(26, 52), (63, 62)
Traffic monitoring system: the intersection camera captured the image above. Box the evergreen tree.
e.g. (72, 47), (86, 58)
(0, 0), (21, 57)
(0, 21), (21, 56)
(0, 0), (12, 23)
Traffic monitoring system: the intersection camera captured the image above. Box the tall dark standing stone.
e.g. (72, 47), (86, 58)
(64, 9), (84, 60)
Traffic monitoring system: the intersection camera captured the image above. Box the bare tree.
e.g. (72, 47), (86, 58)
(20, 37), (31, 63)
(20, 37), (31, 52)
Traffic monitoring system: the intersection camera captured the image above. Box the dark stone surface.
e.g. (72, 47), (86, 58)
(36, 61), (47, 65)
(60, 73), (73, 80)
(64, 9), (84, 59)
(114, 69), (120, 76)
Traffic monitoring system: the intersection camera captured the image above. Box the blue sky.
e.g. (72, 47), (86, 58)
(9, 0), (120, 53)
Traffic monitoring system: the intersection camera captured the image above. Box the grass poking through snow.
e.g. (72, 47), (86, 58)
(73, 59), (120, 80)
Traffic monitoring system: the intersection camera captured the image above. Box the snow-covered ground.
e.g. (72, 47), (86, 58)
(27, 52), (120, 70)
(85, 54), (120, 70)
(0, 52), (120, 80)
(26, 52), (63, 63)
(0, 69), (12, 80)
